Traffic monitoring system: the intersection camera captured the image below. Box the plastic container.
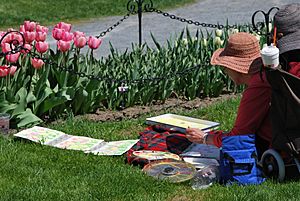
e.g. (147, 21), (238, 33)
(191, 165), (220, 190)
(0, 113), (10, 136)
(260, 45), (279, 68)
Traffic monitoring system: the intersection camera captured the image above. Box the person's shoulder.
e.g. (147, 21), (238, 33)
(248, 71), (270, 88)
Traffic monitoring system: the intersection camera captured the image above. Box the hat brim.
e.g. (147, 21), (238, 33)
(210, 48), (262, 74)
(277, 31), (300, 54)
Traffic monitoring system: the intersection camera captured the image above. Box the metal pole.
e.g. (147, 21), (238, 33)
(137, 0), (143, 47)
(264, 14), (270, 46)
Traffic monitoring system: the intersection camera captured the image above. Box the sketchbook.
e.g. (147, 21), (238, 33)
(180, 143), (220, 160)
(14, 126), (138, 155)
(146, 114), (219, 133)
(85, 140), (139, 156)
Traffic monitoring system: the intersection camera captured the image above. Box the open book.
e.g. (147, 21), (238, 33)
(146, 113), (219, 133)
(14, 126), (138, 156)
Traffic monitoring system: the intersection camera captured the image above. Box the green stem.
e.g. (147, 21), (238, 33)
(88, 49), (94, 75)
(63, 52), (69, 87)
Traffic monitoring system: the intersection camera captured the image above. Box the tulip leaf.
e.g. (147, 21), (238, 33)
(16, 108), (42, 128)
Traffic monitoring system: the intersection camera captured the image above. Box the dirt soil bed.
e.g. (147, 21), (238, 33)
(82, 93), (239, 122)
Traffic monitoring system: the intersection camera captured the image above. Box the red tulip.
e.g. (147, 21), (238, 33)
(31, 58), (44, 69)
(0, 66), (8, 77)
(74, 36), (86, 48)
(57, 40), (71, 52)
(35, 41), (49, 54)
(88, 36), (102, 49)
(6, 52), (20, 63)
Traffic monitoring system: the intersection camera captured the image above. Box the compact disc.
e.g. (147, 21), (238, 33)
(143, 160), (196, 183)
(132, 150), (181, 161)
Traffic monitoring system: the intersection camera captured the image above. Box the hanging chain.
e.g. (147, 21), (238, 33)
(96, 12), (134, 38)
(147, 8), (253, 30)
(17, 45), (209, 85)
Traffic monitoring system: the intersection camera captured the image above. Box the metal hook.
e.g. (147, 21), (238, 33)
(251, 7), (279, 46)
(0, 31), (26, 54)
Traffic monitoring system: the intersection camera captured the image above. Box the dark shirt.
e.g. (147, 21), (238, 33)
(212, 71), (272, 147)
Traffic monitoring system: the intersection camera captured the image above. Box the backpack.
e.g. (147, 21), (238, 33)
(219, 134), (265, 185)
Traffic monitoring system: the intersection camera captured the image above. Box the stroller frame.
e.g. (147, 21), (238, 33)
(260, 67), (300, 181)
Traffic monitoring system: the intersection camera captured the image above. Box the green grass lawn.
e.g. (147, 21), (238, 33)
(1, 96), (300, 201)
(0, 0), (196, 29)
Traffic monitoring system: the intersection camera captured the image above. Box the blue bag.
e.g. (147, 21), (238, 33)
(219, 134), (265, 185)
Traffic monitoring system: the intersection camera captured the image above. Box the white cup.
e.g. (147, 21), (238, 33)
(260, 45), (279, 68)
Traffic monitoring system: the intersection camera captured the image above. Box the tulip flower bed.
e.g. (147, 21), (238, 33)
(0, 20), (264, 129)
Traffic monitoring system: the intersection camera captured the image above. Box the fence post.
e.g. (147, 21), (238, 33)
(127, 0), (153, 47)
(137, 0), (143, 47)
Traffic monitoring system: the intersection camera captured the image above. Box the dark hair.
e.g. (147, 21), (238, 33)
(280, 49), (300, 71)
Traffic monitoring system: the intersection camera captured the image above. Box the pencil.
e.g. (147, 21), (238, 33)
(273, 26), (277, 46)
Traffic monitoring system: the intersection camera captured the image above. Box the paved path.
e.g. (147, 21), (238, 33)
(49, 0), (297, 58)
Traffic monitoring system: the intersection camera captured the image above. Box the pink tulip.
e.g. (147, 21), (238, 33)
(31, 58), (44, 69)
(55, 22), (72, 32)
(36, 25), (48, 33)
(88, 36), (102, 49)
(0, 65), (16, 76)
(74, 36), (87, 48)
(0, 31), (5, 38)
(73, 31), (85, 38)
(11, 33), (23, 45)
(0, 66), (8, 77)
(2, 32), (23, 45)
(1, 43), (13, 53)
(24, 31), (36, 43)
(1, 34), (11, 44)
(20, 25), (25, 33)
(61, 31), (73, 42)
(24, 21), (36, 32)
(52, 28), (64, 40)
(35, 32), (47, 42)
(57, 40), (71, 52)
(8, 65), (17, 75)
(21, 43), (32, 54)
(35, 41), (49, 54)
(6, 52), (20, 63)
